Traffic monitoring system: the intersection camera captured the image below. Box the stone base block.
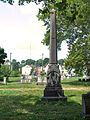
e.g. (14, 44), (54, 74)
(36, 82), (47, 85)
(41, 86), (67, 101)
(41, 96), (67, 101)
(21, 79), (32, 84)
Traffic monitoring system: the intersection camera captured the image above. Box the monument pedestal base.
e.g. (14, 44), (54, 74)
(41, 86), (67, 101)
(42, 96), (67, 101)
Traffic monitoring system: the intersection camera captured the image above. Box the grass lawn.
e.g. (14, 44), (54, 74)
(0, 77), (90, 120)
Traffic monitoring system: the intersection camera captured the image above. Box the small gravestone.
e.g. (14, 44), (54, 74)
(36, 75), (41, 85)
(4, 77), (7, 85)
(36, 75), (47, 85)
(82, 92), (90, 118)
(43, 76), (47, 85)
(21, 75), (32, 83)
(36, 75), (43, 85)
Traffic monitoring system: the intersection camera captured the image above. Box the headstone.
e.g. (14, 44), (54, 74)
(82, 92), (90, 118)
(36, 75), (47, 85)
(41, 9), (67, 101)
(43, 76), (47, 85)
(4, 77), (7, 85)
(36, 75), (42, 85)
(21, 75), (32, 83)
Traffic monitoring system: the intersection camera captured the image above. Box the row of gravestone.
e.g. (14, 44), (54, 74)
(78, 77), (90, 82)
(21, 75), (47, 85)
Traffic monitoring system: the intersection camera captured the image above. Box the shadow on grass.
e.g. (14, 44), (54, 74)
(8, 80), (21, 83)
(0, 94), (86, 120)
(62, 80), (90, 87)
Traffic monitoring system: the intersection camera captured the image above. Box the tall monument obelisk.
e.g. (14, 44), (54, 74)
(50, 9), (57, 64)
(42, 9), (67, 101)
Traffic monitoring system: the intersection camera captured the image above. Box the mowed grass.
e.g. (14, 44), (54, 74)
(0, 77), (90, 120)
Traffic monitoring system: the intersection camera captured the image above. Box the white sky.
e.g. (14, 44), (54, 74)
(0, 1), (68, 62)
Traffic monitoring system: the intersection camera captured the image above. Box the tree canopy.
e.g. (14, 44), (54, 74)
(0, 47), (7, 67)
(1, 0), (90, 75)
(1, 0), (89, 49)
(0, 64), (10, 78)
(65, 35), (90, 76)
(11, 59), (20, 70)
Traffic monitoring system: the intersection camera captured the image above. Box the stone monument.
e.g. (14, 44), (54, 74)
(41, 9), (67, 101)
(82, 92), (90, 118)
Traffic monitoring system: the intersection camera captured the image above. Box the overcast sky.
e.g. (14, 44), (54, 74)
(0, 1), (68, 62)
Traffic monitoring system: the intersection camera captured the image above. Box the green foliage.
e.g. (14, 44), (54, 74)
(0, 64), (11, 78)
(0, 47), (7, 67)
(64, 37), (90, 76)
(36, 59), (42, 66)
(21, 60), (26, 64)
(10, 70), (21, 77)
(37, 0), (90, 50)
(1, 0), (89, 76)
(12, 59), (20, 71)
(58, 59), (64, 65)
(26, 59), (35, 65)
(1, 1), (90, 48)
(43, 58), (49, 65)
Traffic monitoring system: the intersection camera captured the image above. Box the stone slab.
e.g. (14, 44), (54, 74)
(41, 96), (67, 102)
(82, 92), (90, 118)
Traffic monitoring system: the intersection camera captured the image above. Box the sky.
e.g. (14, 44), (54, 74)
(0, 1), (68, 62)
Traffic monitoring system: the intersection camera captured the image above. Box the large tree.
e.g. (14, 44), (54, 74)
(36, 59), (42, 67)
(58, 59), (64, 66)
(43, 58), (49, 66)
(26, 59), (35, 65)
(64, 36), (90, 76)
(1, 0), (89, 47)
(0, 64), (11, 78)
(11, 59), (20, 70)
(1, 0), (90, 75)
(0, 47), (7, 67)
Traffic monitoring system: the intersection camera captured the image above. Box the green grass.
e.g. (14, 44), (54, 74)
(0, 77), (90, 120)
(62, 77), (90, 88)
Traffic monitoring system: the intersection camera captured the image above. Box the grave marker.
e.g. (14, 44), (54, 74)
(42, 9), (67, 101)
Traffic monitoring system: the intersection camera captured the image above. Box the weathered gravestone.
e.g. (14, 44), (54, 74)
(0, 77), (7, 84)
(41, 9), (67, 101)
(4, 77), (7, 85)
(21, 75), (32, 84)
(36, 75), (47, 85)
(82, 92), (90, 118)
(36, 75), (42, 85)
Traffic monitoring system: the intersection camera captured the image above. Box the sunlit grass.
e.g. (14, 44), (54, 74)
(0, 77), (90, 120)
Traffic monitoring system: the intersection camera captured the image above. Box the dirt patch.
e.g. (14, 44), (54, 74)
(0, 87), (89, 91)
(0, 88), (44, 91)
(63, 87), (90, 90)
